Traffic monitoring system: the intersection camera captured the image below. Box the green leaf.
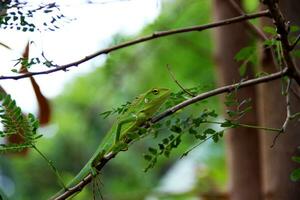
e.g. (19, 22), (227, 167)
(227, 110), (238, 117)
(263, 26), (276, 35)
(99, 111), (112, 119)
(192, 117), (203, 127)
(165, 120), (171, 127)
(204, 128), (216, 135)
(235, 46), (255, 62)
(169, 134), (175, 140)
(158, 144), (164, 150)
(290, 168), (300, 182)
(162, 138), (169, 144)
(292, 156), (300, 163)
(195, 134), (206, 140)
(188, 127), (197, 135)
(170, 125), (182, 133)
(225, 99), (238, 107)
(2, 95), (11, 106)
(164, 150), (170, 157)
(290, 25), (300, 32)
(137, 127), (147, 135)
(171, 137), (181, 147)
(239, 63), (247, 77)
(207, 110), (218, 118)
(218, 130), (224, 137)
(148, 147), (157, 155)
(212, 134), (219, 143)
(143, 154), (152, 161)
(8, 100), (16, 109)
(263, 39), (276, 47)
(221, 120), (234, 128)
(292, 50), (300, 58)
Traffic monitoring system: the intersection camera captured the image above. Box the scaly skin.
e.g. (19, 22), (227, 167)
(51, 88), (170, 199)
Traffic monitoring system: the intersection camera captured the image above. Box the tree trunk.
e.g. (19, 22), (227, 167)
(212, 1), (262, 200)
(259, 1), (300, 200)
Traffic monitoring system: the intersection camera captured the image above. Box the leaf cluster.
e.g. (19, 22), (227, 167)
(225, 89), (252, 120)
(12, 53), (56, 72)
(0, 1), (67, 32)
(165, 86), (203, 107)
(100, 101), (131, 119)
(0, 94), (40, 153)
(235, 45), (257, 76)
(291, 147), (300, 182)
(143, 109), (224, 172)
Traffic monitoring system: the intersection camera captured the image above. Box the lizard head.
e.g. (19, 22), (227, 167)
(139, 88), (171, 115)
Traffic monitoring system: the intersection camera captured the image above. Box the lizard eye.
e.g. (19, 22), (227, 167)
(152, 89), (159, 95)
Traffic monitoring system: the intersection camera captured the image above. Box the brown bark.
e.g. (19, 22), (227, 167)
(259, 1), (300, 200)
(213, 0), (262, 200)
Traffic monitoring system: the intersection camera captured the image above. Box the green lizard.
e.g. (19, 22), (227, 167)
(51, 88), (170, 199)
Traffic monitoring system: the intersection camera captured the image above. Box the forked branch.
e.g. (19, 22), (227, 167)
(262, 0), (300, 85)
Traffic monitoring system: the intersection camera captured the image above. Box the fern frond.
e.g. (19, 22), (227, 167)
(0, 94), (41, 154)
(0, 143), (33, 153)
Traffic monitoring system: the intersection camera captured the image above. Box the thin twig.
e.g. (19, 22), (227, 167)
(271, 78), (291, 147)
(166, 64), (195, 97)
(228, 0), (268, 41)
(32, 145), (66, 190)
(289, 33), (300, 51)
(182, 117), (283, 157)
(0, 41), (11, 50)
(205, 120), (281, 132)
(0, 10), (270, 81)
(181, 131), (221, 158)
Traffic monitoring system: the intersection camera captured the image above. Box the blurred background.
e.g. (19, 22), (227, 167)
(0, 0), (259, 199)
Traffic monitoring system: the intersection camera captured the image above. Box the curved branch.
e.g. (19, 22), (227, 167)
(50, 67), (287, 200)
(1, 10), (270, 81)
(152, 68), (288, 123)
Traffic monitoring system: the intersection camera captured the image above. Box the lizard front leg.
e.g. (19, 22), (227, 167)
(114, 112), (146, 144)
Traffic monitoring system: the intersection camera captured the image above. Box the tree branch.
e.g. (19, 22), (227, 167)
(262, 0), (300, 85)
(152, 68), (288, 123)
(51, 152), (116, 200)
(228, 0), (268, 41)
(50, 67), (288, 200)
(289, 33), (300, 51)
(166, 64), (195, 97)
(0, 10), (270, 81)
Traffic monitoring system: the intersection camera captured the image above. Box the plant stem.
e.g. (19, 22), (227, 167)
(204, 120), (281, 132)
(32, 145), (67, 189)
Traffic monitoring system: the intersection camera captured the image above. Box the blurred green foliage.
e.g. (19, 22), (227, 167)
(0, 0), (229, 199)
